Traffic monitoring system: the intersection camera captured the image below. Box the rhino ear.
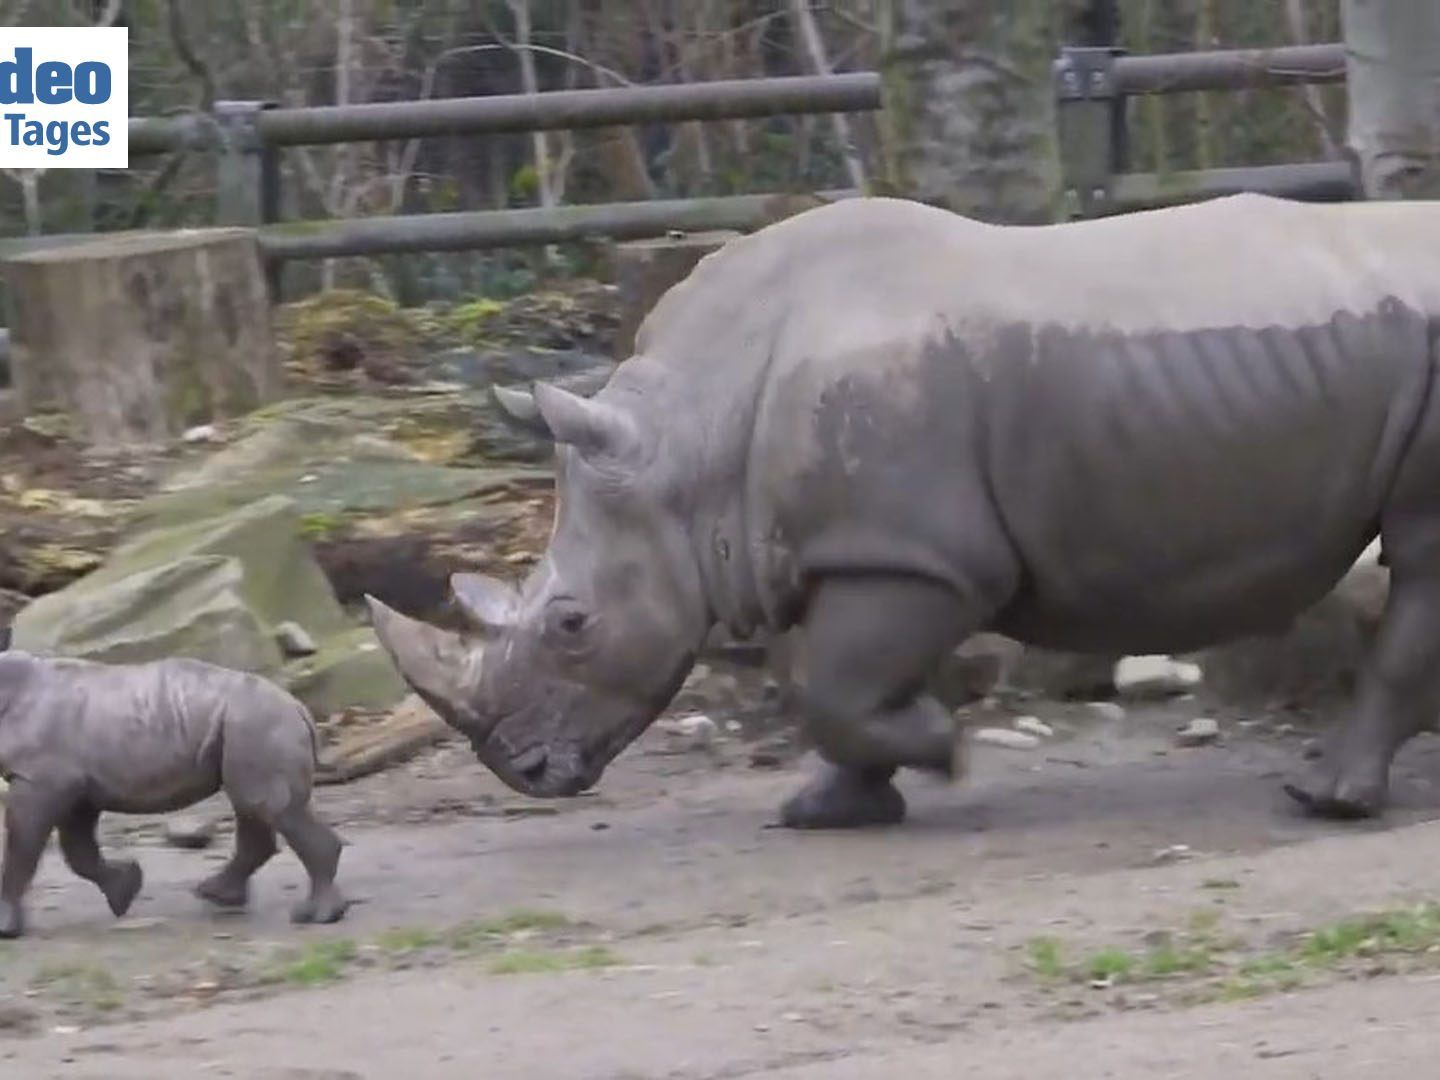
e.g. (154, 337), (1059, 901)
(450, 572), (519, 634)
(532, 383), (640, 463)
(491, 384), (551, 436)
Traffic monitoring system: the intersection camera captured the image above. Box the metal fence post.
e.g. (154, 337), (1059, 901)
(213, 100), (283, 296)
(1053, 47), (1127, 219)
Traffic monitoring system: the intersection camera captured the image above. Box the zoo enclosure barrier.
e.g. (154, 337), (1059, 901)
(1053, 41), (1354, 219)
(126, 73), (881, 270)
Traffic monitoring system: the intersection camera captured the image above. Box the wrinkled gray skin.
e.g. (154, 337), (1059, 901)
(370, 193), (1440, 829)
(0, 630), (348, 937)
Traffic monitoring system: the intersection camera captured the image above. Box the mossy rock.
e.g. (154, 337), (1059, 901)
(13, 554), (282, 674)
(282, 625), (407, 717)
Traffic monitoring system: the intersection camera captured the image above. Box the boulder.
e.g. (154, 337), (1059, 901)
(13, 494), (406, 715)
(13, 555), (280, 673)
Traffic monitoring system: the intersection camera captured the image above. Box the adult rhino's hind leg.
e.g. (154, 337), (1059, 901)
(780, 573), (985, 830)
(1286, 571), (1440, 819)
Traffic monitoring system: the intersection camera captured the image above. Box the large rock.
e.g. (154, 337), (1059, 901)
(13, 494), (406, 716)
(13, 555), (279, 673)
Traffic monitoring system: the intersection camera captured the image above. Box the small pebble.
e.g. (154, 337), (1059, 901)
(590, 821), (610, 832)
(1087, 701), (1126, 722)
(1303, 739), (1324, 761)
(972, 727), (1040, 751)
(1151, 843), (1193, 865)
(1014, 716), (1054, 739)
(274, 621), (318, 658)
(1175, 717), (1221, 747)
(164, 816), (217, 850)
(656, 714), (719, 749)
(181, 424), (217, 443)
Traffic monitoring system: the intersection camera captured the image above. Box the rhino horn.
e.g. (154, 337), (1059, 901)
(450, 572), (519, 634)
(491, 384), (550, 435)
(365, 595), (491, 738)
(532, 382), (641, 463)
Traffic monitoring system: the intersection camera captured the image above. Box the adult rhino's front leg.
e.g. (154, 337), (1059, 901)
(780, 573), (990, 829)
(1286, 570), (1440, 819)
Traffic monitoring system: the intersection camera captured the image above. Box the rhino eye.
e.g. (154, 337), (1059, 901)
(544, 603), (592, 644)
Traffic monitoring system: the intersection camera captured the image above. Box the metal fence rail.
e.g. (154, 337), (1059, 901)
(129, 73), (881, 155)
(1110, 43), (1346, 95)
(260, 190), (857, 260)
(1055, 40), (1356, 218)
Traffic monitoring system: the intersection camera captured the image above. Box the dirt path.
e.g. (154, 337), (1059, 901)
(7, 700), (1440, 1078)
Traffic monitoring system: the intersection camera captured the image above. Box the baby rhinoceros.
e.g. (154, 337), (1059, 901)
(0, 627), (349, 938)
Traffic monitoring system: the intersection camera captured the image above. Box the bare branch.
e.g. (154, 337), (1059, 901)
(166, 0), (216, 111)
(94, 0), (123, 27)
(788, 0), (867, 188)
(1282, 0), (1342, 160)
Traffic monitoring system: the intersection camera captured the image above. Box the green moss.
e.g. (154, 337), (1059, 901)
(488, 945), (620, 976)
(445, 297), (508, 344)
(1026, 936), (1064, 979)
(270, 939), (358, 986)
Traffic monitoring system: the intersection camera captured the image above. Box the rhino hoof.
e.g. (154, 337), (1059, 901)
(0, 900), (23, 939)
(105, 860), (144, 918)
(779, 766), (907, 830)
(290, 889), (351, 925)
(194, 875), (249, 910)
(1282, 779), (1384, 821)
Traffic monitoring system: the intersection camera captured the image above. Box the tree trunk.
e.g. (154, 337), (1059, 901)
(610, 231), (740, 361)
(877, 0), (1063, 223)
(2, 229), (281, 447)
(1343, 0), (1440, 198)
(789, 0), (868, 189)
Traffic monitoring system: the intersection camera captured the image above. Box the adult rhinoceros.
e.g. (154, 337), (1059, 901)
(367, 192), (1440, 829)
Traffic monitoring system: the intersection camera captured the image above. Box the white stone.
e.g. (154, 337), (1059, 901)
(972, 727), (1040, 750)
(1086, 701), (1126, 722)
(657, 714), (719, 749)
(1114, 655), (1202, 699)
(181, 423), (217, 443)
(1175, 717), (1221, 747)
(274, 620), (318, 657)
(1014, 716), (1054, 739)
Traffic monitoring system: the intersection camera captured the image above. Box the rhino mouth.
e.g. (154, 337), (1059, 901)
(474, 707), (603, 798)
(476, 694), (665, 798)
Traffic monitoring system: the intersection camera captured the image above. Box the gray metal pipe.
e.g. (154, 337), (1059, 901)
(1114, 43), (1346, 95)
(259, 73), (879, 146)
(259, 191), (858, 260)
(1107, 160), (1356, 212)
(128, 74), (879, 155)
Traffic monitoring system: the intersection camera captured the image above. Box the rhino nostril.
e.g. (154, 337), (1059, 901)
(512, 745), (548, 784)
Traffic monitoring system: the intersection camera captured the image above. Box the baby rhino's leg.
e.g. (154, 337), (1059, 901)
(222, 706), (349, 925)
(0, 779), (76, 938)
(274, 804), (349, 925)
(59, 804), (143, 918)
(193, 813), (277, 909)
